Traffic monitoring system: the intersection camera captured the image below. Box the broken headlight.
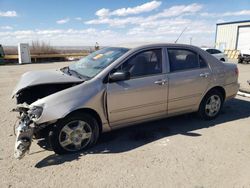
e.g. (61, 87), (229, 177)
(28, 106), (43, 120)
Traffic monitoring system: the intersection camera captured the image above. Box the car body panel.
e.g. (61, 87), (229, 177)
(107, 74), (168, 126)
(13, 43), (239, 133)
(167, 67), (212, 114)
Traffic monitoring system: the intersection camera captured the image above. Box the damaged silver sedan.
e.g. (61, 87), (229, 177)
(12, 44), (239, 159)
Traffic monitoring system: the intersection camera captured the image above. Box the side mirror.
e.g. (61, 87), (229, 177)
(109, 71), (130, 82)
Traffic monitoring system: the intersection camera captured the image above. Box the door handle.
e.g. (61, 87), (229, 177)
(200, 72), (210, 78)
(154, 79), (167, 85)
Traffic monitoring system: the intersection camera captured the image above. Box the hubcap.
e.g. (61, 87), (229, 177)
(205, 95), (221, 117)
(59, 120), (92, 151)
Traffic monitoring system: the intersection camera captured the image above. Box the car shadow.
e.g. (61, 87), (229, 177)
(35, 97), (250, 168)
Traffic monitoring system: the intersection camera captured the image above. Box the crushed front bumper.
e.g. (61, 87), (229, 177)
(14, 118), (34, 159)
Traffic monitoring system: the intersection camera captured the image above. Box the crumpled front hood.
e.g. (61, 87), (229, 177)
(12, 69), (83, 97)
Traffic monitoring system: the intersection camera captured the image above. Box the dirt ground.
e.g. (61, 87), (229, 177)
(0, 62), (250, 188)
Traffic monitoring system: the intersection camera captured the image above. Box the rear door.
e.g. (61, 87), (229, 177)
(166, 48), (212, 115)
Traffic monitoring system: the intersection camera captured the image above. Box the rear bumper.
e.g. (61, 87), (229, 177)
(224, 82), (240, 100)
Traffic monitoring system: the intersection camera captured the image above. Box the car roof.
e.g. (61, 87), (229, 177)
(114, 43), (202, 50)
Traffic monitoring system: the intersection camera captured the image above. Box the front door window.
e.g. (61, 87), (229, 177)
(119, 49), (162, 78)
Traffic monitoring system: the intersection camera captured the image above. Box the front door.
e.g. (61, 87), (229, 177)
(106, 49), (168, 126)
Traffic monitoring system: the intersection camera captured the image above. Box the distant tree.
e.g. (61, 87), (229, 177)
(30, 40), (58, 54)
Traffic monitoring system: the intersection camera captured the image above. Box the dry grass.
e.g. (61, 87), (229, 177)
(2, 46), (17, 55)
(3, 42), (92, 55)
(30, 41), (58, 54)
(1, 41), (57, 55)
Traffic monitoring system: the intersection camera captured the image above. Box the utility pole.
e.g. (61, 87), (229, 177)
(189, 37), (192, 45)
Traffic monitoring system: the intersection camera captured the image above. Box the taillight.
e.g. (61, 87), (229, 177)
(235, 67), (239, 77)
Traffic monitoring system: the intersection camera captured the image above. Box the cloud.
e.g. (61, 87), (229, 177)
(75, 17), (82, 21)
(5, 2), (249, 47)
(110, 0), (161, 16)
(56, 18), (70, 24)
(0, 26), (13, 30)
(94, 0), (161, 18)
(85, 16), (144, 27)
(200, 12), (217, 17)
(0, 18), (215, 47)
(216, 19), (225, 23)
(84, 3), (214, 46)
(85, 3), (202, 27)
(0, 28), (120, 46)
(223, 10), (250, 16)
(127, 18), (213, 37)
(96, 8), (110, 18)
(201, 10), (250, 17)
(0, 11), (17, 17)
(149, 3), (202, 19)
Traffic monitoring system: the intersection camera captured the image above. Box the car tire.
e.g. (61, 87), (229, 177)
(198, 90), (224, 120)
(49, 112), (99, 155)
(220, 58), (225, 62)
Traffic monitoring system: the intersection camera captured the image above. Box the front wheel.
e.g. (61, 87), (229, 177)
(198, 90), (224, 120)
(49, 113), (99, 155)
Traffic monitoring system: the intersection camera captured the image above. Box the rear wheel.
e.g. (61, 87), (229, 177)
(198, 90), (224, 120)
(220, 58), (225, 62)
(49, 113), (99, 155)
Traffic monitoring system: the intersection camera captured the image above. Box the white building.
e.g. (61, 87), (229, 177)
(215, 20), (250, 53)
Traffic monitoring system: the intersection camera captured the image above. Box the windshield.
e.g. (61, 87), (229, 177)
(69, 47), (129, 78)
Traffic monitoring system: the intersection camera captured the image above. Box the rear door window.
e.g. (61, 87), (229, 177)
(168, 49), (200, 72)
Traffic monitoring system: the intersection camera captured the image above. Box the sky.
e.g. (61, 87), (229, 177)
(0, 0), (250, 47)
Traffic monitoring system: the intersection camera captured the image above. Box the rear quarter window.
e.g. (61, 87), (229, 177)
(199, 55), (208, 68)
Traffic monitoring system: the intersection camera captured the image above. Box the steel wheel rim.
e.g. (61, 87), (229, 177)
(205, 94), (221, 117)
(59, 120), (92, 152)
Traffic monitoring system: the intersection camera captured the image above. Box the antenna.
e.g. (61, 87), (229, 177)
(175, 27), (187, 43)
